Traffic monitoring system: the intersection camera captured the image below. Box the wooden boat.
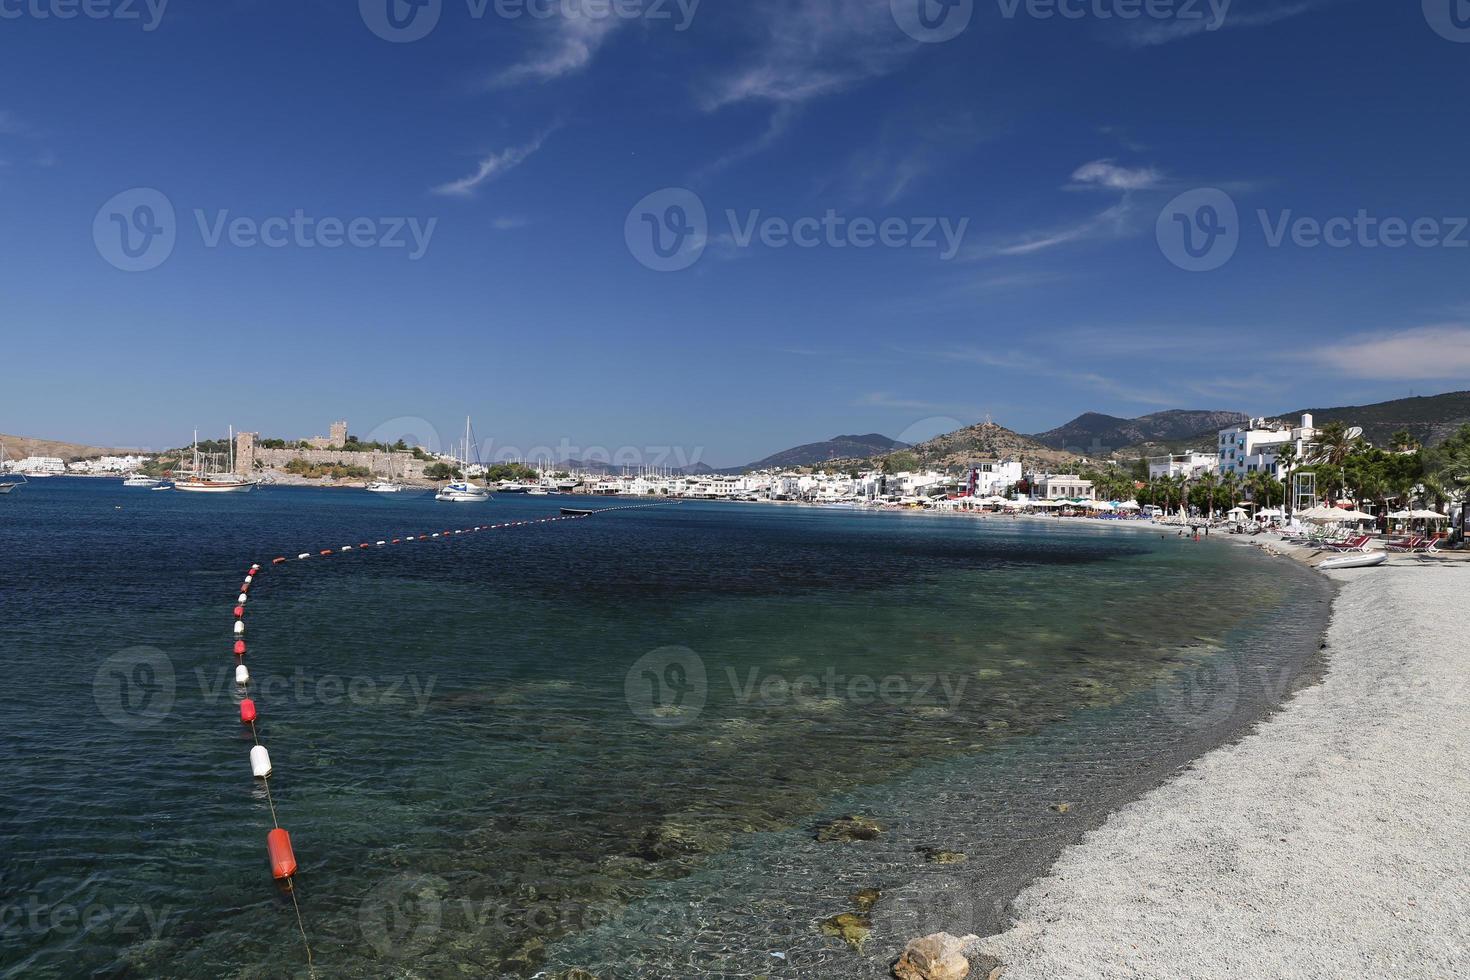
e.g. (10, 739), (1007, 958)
(1318, 551), (1388, 570)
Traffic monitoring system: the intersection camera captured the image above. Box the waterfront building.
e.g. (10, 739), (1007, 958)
(1217, 414), (1318, 478)
(1147, 452), (1217, 480)
(1036, 475), (1096, 500)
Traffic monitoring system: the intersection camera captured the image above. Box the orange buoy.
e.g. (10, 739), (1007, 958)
(273, 557), (287, 565)
(392, 538), (402, 544)
(233, 605), (245, 619)
(267, 827), (297, 880)
(321, 549), (334, 556)
(241, 583), (250, 594)
(240, 698), (257, 723)
(234, 640), (247, 656)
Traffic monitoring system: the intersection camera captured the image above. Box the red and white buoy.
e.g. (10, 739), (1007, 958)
(234, 640), (247, 656)
(236, 663), (250, 685)
(250, 744), (272, 778)
(234, 621), (245, 636)
(240, 698), (257, 724)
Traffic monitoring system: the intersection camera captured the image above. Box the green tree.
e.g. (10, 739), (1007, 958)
(882, 452), (920, 475)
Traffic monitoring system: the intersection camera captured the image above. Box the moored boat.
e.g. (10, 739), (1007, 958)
(172, 427), (259, 494)
(1318, 551), (1389, 570)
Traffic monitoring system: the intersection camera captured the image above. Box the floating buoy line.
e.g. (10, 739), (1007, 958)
(224, 501), (679, 971)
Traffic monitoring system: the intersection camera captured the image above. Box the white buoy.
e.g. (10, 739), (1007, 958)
(376, 541), (386, 546)
(233, 621), (245, 636)
(298, 553), (311, 560)
(236, 663), (250, 685)
(250, 564), (260, 572)
(237, 593), (248, 604)
(250, 745), (272, 778)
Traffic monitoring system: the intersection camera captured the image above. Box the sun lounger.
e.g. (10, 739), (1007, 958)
(1320, 534), (1372, 553)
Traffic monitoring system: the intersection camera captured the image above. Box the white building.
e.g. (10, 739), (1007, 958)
(1218, 414), (1318, 478)
(14, 456), (65, 475)
(1148, 452), (1217, 480)
(1036, 475), (1096, 500)
(967, 459), (1023, 497)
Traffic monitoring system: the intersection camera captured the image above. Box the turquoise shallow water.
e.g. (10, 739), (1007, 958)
(0, 480), (1331, 978)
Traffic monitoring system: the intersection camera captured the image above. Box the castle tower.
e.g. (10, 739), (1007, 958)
(235, 431), (258, 475)
(330, 420), (348, 447)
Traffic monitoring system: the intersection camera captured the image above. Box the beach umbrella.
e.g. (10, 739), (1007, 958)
(1390, 510), (1413, 520)
(1412, 509), (1447, 520)
(1091, 501), (1115, 511)
(1300, 505), (1352, 521)
(1257, 508), (1283, 518)
(1116, 501), (1141, 511)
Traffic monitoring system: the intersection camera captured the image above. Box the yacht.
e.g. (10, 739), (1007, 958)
(435, 417), (491, 503)
(123, 473), (162, 488)
(366, 481), (405, 493)
(173, 428), (259, 494)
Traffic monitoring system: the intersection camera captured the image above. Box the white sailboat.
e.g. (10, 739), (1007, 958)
(0, 439), (26, 494)
(173, 428), (259, 494)
(366, 447), (405, 493)
(436, 417), (491, 503)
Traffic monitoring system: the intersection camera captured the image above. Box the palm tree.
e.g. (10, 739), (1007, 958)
(1275, 443), (1299, 518)
(1309, 421), (1361, 468)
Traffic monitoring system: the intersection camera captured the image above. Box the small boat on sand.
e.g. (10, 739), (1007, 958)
(1318, 551), (1388, 570)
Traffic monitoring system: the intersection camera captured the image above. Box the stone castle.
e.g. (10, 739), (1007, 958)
(233, 421), (431, 481)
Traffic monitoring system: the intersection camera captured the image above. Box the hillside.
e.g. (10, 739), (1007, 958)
(1031, 410), (1247, 455)
(1274, 391), (1470, 448)
(739, 433), (909, 472)
(908, 422), (1084, 470)
(0, 433), (141, 462)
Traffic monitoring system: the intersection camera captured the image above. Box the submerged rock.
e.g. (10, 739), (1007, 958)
(892, 932), (976, 980)
(815, 815), (884, 843)
(820, 911), (873, 952)
(916, 846), (967, 865)
(851, 887), (882, 914)
(1050, 802), (1073, 814)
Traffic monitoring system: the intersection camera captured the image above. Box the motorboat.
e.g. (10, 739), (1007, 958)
(1318, 551), (1389, 570)
(366, 481), (405, 493)
(123, 474), (162, 488)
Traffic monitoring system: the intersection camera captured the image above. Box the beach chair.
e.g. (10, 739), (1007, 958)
(1384, 536), (1426, 553)
(1320, 534), (1371, 553)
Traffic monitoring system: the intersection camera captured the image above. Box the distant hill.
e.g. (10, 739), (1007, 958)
(908, 422), (1083, 470)
(0, 433), (141, 462)
(737, 433), (909, 472)
(1273, 391), (1470, 448)
(1031, 410), (1248, 455)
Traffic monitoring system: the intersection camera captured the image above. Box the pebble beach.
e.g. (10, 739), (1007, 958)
(969, 545), (1470, 978)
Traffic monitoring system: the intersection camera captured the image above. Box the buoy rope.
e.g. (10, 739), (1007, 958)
(226, 501), (680, 972)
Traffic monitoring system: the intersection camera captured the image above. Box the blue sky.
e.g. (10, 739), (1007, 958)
(2, 0), (1470, 465)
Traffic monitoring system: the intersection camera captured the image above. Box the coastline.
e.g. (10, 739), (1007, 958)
(963, 545), (1469, 978)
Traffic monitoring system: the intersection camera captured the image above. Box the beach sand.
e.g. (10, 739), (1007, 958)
(970, 556), (1470, 978)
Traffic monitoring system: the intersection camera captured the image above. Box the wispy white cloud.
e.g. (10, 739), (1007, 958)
(1119, 0), (1327, 48)
(978, 199), (1137, 258)
(433, 130), (555, 197)
(693, 104), (803, 181)
(699, 0), (915, 112)
(1312, 325), (1470, 382)
(0, 110), (24, 136)
(1068, 159), (1163, 192)
(493, 216), (530, 230)
(858, 391), (984, 416)
(488, 9), (623, 89)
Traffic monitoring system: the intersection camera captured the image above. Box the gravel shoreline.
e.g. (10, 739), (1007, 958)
(971, 551), (1470, 978)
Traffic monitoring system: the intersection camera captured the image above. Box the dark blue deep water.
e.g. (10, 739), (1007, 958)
(0, 479), (1332, 978)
